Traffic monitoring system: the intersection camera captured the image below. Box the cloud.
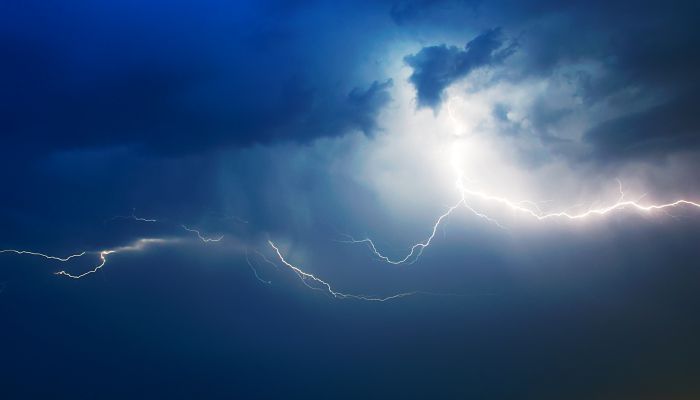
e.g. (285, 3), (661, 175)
(585, 88), (700, 159)
(0, 1), (396, 157)
(3, 0), (700, 250)
(346, 79), (394, 133)
(391, 0), (700, 163)
(404, 28), (516, 109)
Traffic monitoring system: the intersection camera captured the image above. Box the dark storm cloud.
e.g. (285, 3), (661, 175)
(515, 3), (700, 162)
(5, 0), (697, 161)
(346, 79), (394, 133)
(394, 0), (700, 160)
(0, 0), (394, 156)
(585, 88), (700, 159)
(2, 0), (698, 237)
(404, 28), (516, 109)
(0, 0), (400, 254)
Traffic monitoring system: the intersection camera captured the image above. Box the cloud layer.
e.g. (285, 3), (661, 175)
(2, 2), (700, 398)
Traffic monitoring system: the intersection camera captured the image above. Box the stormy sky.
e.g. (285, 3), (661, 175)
(2, 1), (700, 398)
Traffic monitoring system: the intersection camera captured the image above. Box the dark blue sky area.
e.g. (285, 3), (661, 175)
(2, 1), (700, 399)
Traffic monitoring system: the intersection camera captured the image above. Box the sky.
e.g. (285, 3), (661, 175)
(2, 0), (700, 398)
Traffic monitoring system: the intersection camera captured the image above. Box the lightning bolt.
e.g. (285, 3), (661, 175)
(345, 141), (700, 265)
(268, 240), (418, 301)
(181, 225), (224, 243)
(455, 178), (700, 222)
(0, 249), (87, 262)
(54, 238), (171, 279)
(1, 213), (468, 301)
(108, 212), (226, 243)
(108, 211), (238, 244)
(54, 250), (115, 279)
(1, 239), (171, 279)
(108, 208), (157, 223)
(339, 200), (464, 265)
(245, 249), (272, 285)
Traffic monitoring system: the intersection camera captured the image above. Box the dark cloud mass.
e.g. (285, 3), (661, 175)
(2, 1), (700, 399)
(585, 88), (700, 158)
(395, 0), (700, 161)
(3, 0), (699, 159)
(0, 0), (394, 156)
(404, 28), (515, 109)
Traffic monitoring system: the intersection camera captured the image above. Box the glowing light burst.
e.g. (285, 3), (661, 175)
(345, 131), (700, 265)
(269, 241), (418, 301)
(181, 225), (224, 243)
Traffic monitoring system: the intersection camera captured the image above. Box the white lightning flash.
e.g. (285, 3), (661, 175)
(181, 225), (224, 243)
(0, 249), (87, 262)
(454, 175), (700, 222)
(54, 250), (114, 279)
(268, 241), (418, 301)
(346, 137), (700, 265)
(339, 200), (464, 265)
(347, 179), (700, 265)
(54, 238), (170, 279)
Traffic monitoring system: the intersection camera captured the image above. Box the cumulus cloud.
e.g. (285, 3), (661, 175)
(404, 28), (516, 109)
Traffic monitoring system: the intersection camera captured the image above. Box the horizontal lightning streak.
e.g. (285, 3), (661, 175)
(462, 190), (700, 221)
(53, 239), (170, 279)
(108, 209), (157, 223)
(347, 170), (700, 265)
(0, 249), (87, 262)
